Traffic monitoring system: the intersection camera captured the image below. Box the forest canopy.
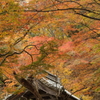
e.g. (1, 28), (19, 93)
(0, 0), (100, 100)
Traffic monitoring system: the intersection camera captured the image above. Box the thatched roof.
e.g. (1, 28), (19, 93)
(3, 72), (80, 100)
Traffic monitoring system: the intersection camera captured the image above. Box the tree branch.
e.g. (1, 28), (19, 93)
(74, 11), (100, 20)
(24, 7), (97, 13)
(24, 7), (100, 20)
(13, 20), (40, 46)
(0, 44), (41, 66)
(24, 50), (34, 63)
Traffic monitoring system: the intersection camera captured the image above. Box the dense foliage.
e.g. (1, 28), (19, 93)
(0, 0), (100, 100)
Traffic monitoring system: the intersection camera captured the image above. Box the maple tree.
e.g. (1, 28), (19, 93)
(0, 0), (100, 99)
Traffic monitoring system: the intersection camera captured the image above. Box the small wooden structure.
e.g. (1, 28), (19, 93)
(4, 72), (80, 100)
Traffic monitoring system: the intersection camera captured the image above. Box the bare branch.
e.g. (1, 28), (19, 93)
(0, 44), (40, 66)
(0, 40), (50, 66)
(72, 86), (87, 94)
(25, 8), (96, 13)
(74, 11), (100, 20)
(13, 18), (43, 46)
(0, 17), (43, 60)
(24, 50), (34, 63)
(25, 7), (100, 18)
(0, 52), (10, 57)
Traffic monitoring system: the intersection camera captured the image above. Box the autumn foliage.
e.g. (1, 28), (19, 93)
(0, 0), (100, 100)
